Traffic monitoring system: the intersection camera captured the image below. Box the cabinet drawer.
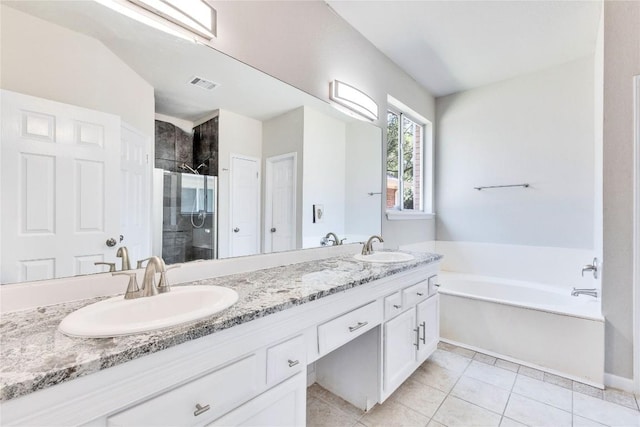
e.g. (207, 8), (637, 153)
(317, 300), (381, 355)
(384, 292), (403, 320)
(428, 275), (439, 296)
(107, 354), (261, 426)
(402, 280), (430, 307)
(266, 334), (306, 386)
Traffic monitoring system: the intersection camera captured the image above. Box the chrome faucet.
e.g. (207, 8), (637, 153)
(361, 235), (384, 255)
(571, 287), (598, 298)
(116, 246), (131, 270)
(323, 232), (344, 246)
(94, 261), (116, 272)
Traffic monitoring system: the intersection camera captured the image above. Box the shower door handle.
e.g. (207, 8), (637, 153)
(233, 227), (240, 233)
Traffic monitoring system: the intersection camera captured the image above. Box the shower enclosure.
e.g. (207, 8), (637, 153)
(160, 171), (218, 264)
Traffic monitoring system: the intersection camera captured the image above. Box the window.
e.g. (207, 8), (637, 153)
(387, 108), (425, 212)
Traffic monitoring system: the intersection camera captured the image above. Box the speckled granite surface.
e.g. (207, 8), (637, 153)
(0, 251), (441, 401)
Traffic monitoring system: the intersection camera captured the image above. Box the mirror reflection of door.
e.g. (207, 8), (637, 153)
(0, 90), (122, 282)
(230, 154), (260, 257)
(265, 153), (297, 253)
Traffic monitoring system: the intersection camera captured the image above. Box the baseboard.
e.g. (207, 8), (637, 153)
(306, 362), (317, 387)
(604, 372), (635, 393)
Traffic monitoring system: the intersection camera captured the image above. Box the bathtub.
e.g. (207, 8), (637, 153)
(438, 272), (605, 387)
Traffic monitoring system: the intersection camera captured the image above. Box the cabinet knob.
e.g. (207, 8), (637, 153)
(417, 292), (424, 296)
(393, 304), (402, 309)
(288, 359), (299, 367)
(194, 403), (210, 416)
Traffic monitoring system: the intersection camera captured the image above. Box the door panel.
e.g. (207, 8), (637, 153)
(1, 90), (121, 283)
(383, 308), (417, 397)
(265, 154), (296, 253)
(416, 295), (439, 363)
(230, 155), (259, 257)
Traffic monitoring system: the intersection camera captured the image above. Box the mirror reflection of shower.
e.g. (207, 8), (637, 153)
(178, 162), (207, 175)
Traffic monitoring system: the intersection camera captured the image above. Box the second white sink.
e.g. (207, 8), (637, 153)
(58, 286), (239, 338)
(354, 252), (415, 263)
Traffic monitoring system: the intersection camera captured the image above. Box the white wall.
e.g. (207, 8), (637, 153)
(0, 5), (154, 137)
(436, 57), (595, 249)
(302, 107), (346, 247)
(602, 0), (640, 382)
(208, 1), (437, 248)
(262, 108), (305, 249)
(217, 109), (263, 258)
(345, 122), (383, 244)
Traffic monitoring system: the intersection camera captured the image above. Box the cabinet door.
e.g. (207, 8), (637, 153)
(416, 295), (439, 364)
(209, 373), (306, 427)
(383, 308), (417, 399)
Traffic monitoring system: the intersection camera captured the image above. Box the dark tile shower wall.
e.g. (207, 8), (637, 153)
(155, 120), (193, 172)
(156, 118), (218, 264)
(193, 116), (218, 176)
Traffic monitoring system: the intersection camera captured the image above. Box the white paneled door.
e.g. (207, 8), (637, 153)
(230, 154), (260, 257)
(264, 153), (296, 253)
(0, 90), (121, 283)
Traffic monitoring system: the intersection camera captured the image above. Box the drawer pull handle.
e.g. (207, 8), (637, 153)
(420, 321), (426, 344)
(194, 403), (210, 416)
(393, 304), (401, 309)
(288, 359), (300, 367)
(348, 321), (368, 332)
(417, 292), (424, 296)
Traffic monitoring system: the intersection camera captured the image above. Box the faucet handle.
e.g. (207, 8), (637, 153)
(157, 265), (180, 294)
(137, 257), (152, 269)
(112, 271), (141, 299)
(95, 262), (116, 272)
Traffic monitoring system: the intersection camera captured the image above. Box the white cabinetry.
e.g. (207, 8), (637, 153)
(382, 277), (439, 400)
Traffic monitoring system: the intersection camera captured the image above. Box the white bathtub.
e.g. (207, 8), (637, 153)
(438, 272), (605, 387)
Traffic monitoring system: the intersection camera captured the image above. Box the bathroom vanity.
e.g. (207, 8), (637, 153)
(0, 249), (441, 426)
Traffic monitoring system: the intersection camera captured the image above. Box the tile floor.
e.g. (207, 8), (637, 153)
(307, 342), (640, 427)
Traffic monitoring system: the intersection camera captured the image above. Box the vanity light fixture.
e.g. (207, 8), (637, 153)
(329, 80), (378, 121)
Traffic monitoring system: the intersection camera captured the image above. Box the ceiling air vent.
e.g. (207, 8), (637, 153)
(188, 76), (218, 90)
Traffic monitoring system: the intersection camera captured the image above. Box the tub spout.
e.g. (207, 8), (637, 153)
(571, 287), (598, 298)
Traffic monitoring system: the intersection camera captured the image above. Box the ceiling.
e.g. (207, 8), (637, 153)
(327, 0), (603, 97)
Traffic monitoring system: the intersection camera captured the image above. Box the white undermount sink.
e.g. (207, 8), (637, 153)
(353, 252), (415, 263)
(58, 286), (239, 338)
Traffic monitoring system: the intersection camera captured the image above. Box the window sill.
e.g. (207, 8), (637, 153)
(385, 211), (435, 221)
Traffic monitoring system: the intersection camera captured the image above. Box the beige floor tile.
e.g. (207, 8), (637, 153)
(499, 417), (527, 427)
(428, 348), (472, 373)
(433, 396), (501, 427)
(451, 375), (510, 414)
(389, 378), (447, 418)
(512, 374), (572, 411)
(504, 393), (572, 427)
(360, 399), (430, 427)
(603, 388), (640, 410)
(495, 359), (520, 373)
(572, 415), (608, 427)
(464, 360), (517, 390)
(573, 391), (640, 426)
(307, 396), (360, 427)
(414, 360), (461, 393)
(573, 382), (604, 399)
(426, 421), (446, 427)
(309, 384), (365, 419)
(473, 352), (497, 365)
(543, 372), (573, 390)
(517, 365), (544, 380)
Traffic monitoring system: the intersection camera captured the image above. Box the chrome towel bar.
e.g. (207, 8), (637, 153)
(474, 183), (530, 191)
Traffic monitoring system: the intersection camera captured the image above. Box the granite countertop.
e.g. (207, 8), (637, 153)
(0, 251), (441, 402)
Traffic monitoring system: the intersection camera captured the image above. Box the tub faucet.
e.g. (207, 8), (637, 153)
(571, 287), (598, 298)
(362, 235), (384, 255)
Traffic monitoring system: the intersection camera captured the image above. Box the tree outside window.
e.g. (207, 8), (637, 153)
(387, 109), (424, 211)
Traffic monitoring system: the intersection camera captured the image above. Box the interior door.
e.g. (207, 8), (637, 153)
(0, 89), (120, 283)
(265, 153), (296, 253)
(120, 123), (151, 265)
(230, 154), (260, 257)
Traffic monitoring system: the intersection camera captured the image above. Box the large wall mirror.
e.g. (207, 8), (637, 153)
(0, 1), (382, 285)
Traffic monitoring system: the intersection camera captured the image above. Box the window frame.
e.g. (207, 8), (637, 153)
(385, 99), (434, 220)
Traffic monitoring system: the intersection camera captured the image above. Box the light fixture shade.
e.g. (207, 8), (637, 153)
(330, 80), (378, 121)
